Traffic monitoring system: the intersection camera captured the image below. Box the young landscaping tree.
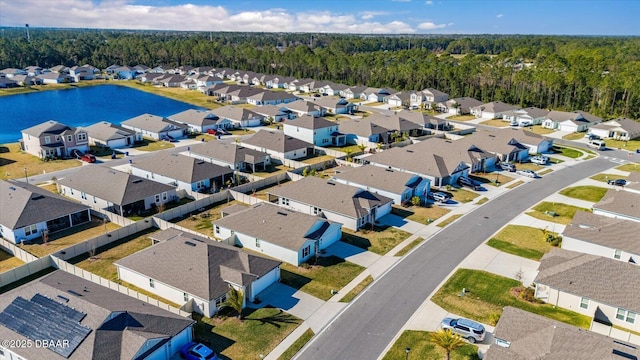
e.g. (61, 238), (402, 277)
(357, 143), (366, 153)
(429, 329), (466, 360)
(220, 287), (245, 320)
(411, 195), (421, 207)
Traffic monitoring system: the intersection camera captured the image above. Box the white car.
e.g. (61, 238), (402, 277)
(517, 169), (537, 178)
(530, 156), (548, 165)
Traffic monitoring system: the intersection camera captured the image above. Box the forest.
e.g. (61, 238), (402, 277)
(1, 28), (639, 119)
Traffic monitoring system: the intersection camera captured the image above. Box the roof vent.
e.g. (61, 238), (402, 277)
(196, 160), (205, 164)
(67, 290), (83, 297)
(32, 195), (45, 200)
(276, 211), (288, 216)
(56, 295), (70, 303)
(406, 150), (414, 153)
(185, 241), (197, 247)
(132, 179), (143, 184)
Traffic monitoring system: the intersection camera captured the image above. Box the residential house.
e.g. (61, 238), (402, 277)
(313, 97), (356, 114)
(283, 114), (346, 147)
(534, 248), (640, 333)
(407, 137), (497, 173)
(624, 172), (640, 195)
(130, 153), (233, 194)
(363, 88), (397, 102)
(213, 203), (342, 266)
(0, 270), (195, 360)
(240, 130), (313, 160)
(133, 64), (150, 73)
(36, 72), (72, 84)
(461, 130), (532, 162)
(180, 78), (197, 90)
(246, 90), (300, 106)
(486, 307), (640, 360)
(115, 228), (281, 317)
(23, 65), (44, 76)
(210, 106), (264, 128)
(57, 166), (177, 216)
(204, 83), (242, 98)
(470, 101), (520, 119)
(252, 105), (293, 122)
(84, 121), (138, 148)
(501, 107), (550, 126)
(0, 68), (27, 78)
(68, 65), (95, 81)
(438, 97), (483, 115)
(395, 110), (451, 131)
(158, 74), (187, 88)
(341, 85), (368, 100)
(562, 211), (640, 265)
(593, 189), (640, 223)
(288, 78), (313, 91)
(49, 65), (69, 74)
(499, 127), (554, 154)
(542, 110), (602, 132)
(194, 75), (222, 90)
(104, 64), (120, 74)
(188, 141), (271, 173)
(338, 118), (391, 149)
(332, 165), (430, 205)
(114, 65), (137, 80)
(0, 77), (19, 88)
(385, 92), (412, 108)
(11, 74), (42, 86)
(267, 176), (393, 231)
(138, 72), (165, 84)
(21, 120), (89, 159)
(363, 146), (470, 187)
(0, 180), (90, 244)
(320, 83), (350, 96)
(298, 80), (333, 94)
(168, 109), (231, 133)
(588, 118), (640, 141)
(285, 100), (325, 118)
(410, 88), (449, 109)
(121, 113), (187, 140)
(365, 113), (425, 138)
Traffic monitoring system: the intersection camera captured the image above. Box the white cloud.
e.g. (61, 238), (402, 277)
(417, 21), (448, 30)
(496, 13), (504, 18)
(425, 0), (433, 5)
(0, 0), (416, 33)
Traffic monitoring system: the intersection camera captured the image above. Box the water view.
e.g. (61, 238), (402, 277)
(0, 84), (203, 144)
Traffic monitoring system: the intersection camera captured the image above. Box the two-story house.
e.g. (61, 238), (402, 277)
(21, 120), (89, 159)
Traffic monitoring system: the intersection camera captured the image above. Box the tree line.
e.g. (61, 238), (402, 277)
(1, 28), (638, 119)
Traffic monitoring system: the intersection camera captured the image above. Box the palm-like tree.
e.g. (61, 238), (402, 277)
(220, 287), (245, 320)
(430, 329), (466, 360)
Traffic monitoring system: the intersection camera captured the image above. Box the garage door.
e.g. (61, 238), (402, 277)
(559, 124), (578, 132)
(252, 267), (280, 297)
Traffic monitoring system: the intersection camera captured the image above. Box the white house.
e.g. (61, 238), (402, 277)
(285, 100), (325, 118)
(338, 118), (391, 149)
(542, 110), (602, 132)
(438, 97), (483, 115)
(21, 120), (89, 159)
(210, 106), (264, 128)
(267, 176), (393, 231)
(121, 113), (187, 140)
(588, 117), (640, 141)
(501, 107), (550, 126)
(410, 88), (449, 109)
(214, 203), (343, 266)
(240, 130), (313, 160)
(470, 101), (520, 119)
(168, 109), (232, 133)
(116, 228), (281, 317)
(187, 141), (271, 173)
(246, 90), (299, 106)
(84, 121), (138, 149)
(283, 115), (346, 147)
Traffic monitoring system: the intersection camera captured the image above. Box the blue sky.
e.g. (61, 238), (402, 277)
(0, 0), (638, 35)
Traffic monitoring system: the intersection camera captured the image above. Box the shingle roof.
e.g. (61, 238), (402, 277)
(365, 113), (422, 132)
(332, 165), (425, 195)
(252, 105), (290, 117)
(564, 211), (640, 257)
(242, 130), (313, 153)
(446, 97), (483, 112)
(83, 121), (137, 142)
(267, 177), (393, 219)
(284, 100), (323, 113)
(131, 153), (233, 184)
(593, 189), (640, 221)
(365, 145), (469, 178)
(213, 202), (337, 251)
(544, 110), (582, 122)
(408, 137), (495, 167)
(285, 114), (336, 129)
(486, 306), (640, 360)
(57, 166), (175, 206)
(189, 141), (270, 166)
(247, 90), (299, 102)
(115, 228), (280, 300)
(339, 118), (390, 137)
(22, 120), (79, 137)
(421, 87), (449, 98)
(121, 113), (187, 133)
(211, 106), (263, 122)
(471, 101), (520, 113)
(0, 180), (89, 230)
(168, 109), (220, 127)
(534, 248), (640, 312)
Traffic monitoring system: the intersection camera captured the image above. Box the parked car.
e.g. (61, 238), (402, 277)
(520, 120), (532, 127)
(509, 120), (518, 127)
(313, 93), (321, 97)
(530, 156), (548, 165)
(432, 191), (451, 203)
(497, 162), (516, 172)
(206, 129), (217, 135)
(440, 317), (486, 343)
(409, 105), (419, 110)
(517, 169), (537, 178)
(588, 139), (606, 150)
(81, 154), (96, 163)
(458, 176), (481, 191)
(180, 342), (217, 360)
(607, 179), (627, 186)
(585, 133), (601, 141)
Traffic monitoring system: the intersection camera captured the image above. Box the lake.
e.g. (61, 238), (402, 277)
(0, 84), (203, 144)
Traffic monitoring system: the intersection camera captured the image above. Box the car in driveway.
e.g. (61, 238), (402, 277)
(497, 162), (516, 172)
(440, 317), (486, 343)
(457, 176), (482, 190)
(607, 179), (627, 186)
(180, 342), (217, 360)
(81, 154), (96, 163)
(517, 169), (537, 178)
(530, 156), (548, 165)
(432, 191), (451, 203)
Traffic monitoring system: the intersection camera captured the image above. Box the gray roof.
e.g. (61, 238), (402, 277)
(593, 189), (640, 221)
(395, 110), (447, 128)
(0, 270), (193, 360)
(498, 127), (546, 146)
(131, 153), (233, 184)
(421, 87), (449, 98)
(189, 141), (270, 166)
(268, 177), (393, 219)
(339, 118), (390, 137)
(214, 202), (338, 251)
(242, 130), (313, 153)
(332, 165), (425, 195)
(457, 129), (529, 155)
(486, 306), (640, 360)
(83, 121), (136, 142)
(365, 113), (422, 132)
(247, 90), (299, 102)
(58, 166), (175, 206)
(211, 105), (263, 122)
(365, 145), (469, 178)
(344, 85), (368, 94)
(471, 101), (520, 113)
(284, 100), (323, 113)
(22, 120), (82, 137)
(285, 114), (335, 129)
(564, 211), (640, 257)
(252, 105), (290, 117)
(518, 106), (550, 119)
(121, 113), (187, 133)
(574, 110), (602, 123)
(0, 180), (89, 230)
(445, 97), (483, 111)
(115, 228), (280, 300)
(544, 110), (582, 122)
(168, 109), (220, 127)
(591, 118), (640, 138)
(408, 137), (495, 167)
(312, 97), (351, 109)
(535, 248), (640, 312)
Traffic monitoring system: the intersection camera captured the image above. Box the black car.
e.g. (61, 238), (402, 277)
(607, 179), (627, 186)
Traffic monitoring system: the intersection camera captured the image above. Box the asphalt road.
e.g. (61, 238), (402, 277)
(296, 156), (617, 360)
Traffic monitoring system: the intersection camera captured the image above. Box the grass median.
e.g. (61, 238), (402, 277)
(486, 225), (558, 260)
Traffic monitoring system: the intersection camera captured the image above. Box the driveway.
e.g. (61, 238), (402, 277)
(253, 282), (324, 321)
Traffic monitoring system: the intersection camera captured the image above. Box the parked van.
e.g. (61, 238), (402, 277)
(588, 140), (606, 150)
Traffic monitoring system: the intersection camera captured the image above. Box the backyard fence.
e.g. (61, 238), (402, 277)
(590, 320), (640, 346)
(0, 238), (39, 263)
(152, 217), (216, 241)
(0, 256), (53, 288)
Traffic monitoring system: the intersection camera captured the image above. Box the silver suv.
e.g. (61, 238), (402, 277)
(440, 317), (486, 343)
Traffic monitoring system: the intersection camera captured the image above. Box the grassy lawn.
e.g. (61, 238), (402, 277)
(526, 202), (589, 225)
(112, 81), (222, 109)
(394, 237), (424, 257)
(172, 199), (239, 236)
(444, 187), (480, 203)
(229, 128), (256, 136)
(617, 163), (640, 172)
(590, 173), (628, 183)
(447, 114), (477, 121)
(0, 142), (82, 181)
(514, 162), (544, 171)
(538, 169), (553, 176)
(436, 214), (463, 228)
(126, 197), (193, 221)
(323, 114), (349, 121)
(475, 197), (489, 205)
(366, 101), (385, 106)
(470, 172), (514, 187)
(382, 330), (480, 360)
(252, 164), (292, 178)
(391, 205), (450, 225)
(486, 225), (557, 260)
(548, 157), (564, 164)
(195, 308), (301, 360)
(280, 256), (364, 301)
(606, 139), (640, 152)
(341, 225), (412, 255)
(20, 217), (121, 257)
(552, 145), (583, 159)
(559, 185), (608, 202)
(130, 138), (175, 152)
(528, 125), (556, 135)
(431, 269), (591, 328)
(0, 250), (25, 273)
(507, 180), (524, 188)
(278, 328), (315, 360)
(562, 132), (585, 141)
(300, 154), (335, 165)
(339, 275), (374, 303)
(324, 144), (362, 154)
(479, 119), (510, 127)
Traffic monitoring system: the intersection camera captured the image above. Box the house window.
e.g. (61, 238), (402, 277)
(45, 136), (51, 144)
(196, 180), (204, 189)
(614, 249), (622, 259)
(81, 192), (87, 200)
(162, 192), (168, 201)
(183, 293), (190, 302)
(93, 196), (97, 203)
(77, 133), (87, 142)
(617, 308), (636, 324)
(580, 297), (589, 310)
(155, 194), (160, 203)
(215, 225), (220, 234)
(302, 245), (311, 258)
(149, 279), (155, 288)
(24, 224), (38, 236)
(313, 207), (322, 215)
(67, 135), (73, 142)
(281, 198), (290, 206)
(256, 239), (261, 248)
